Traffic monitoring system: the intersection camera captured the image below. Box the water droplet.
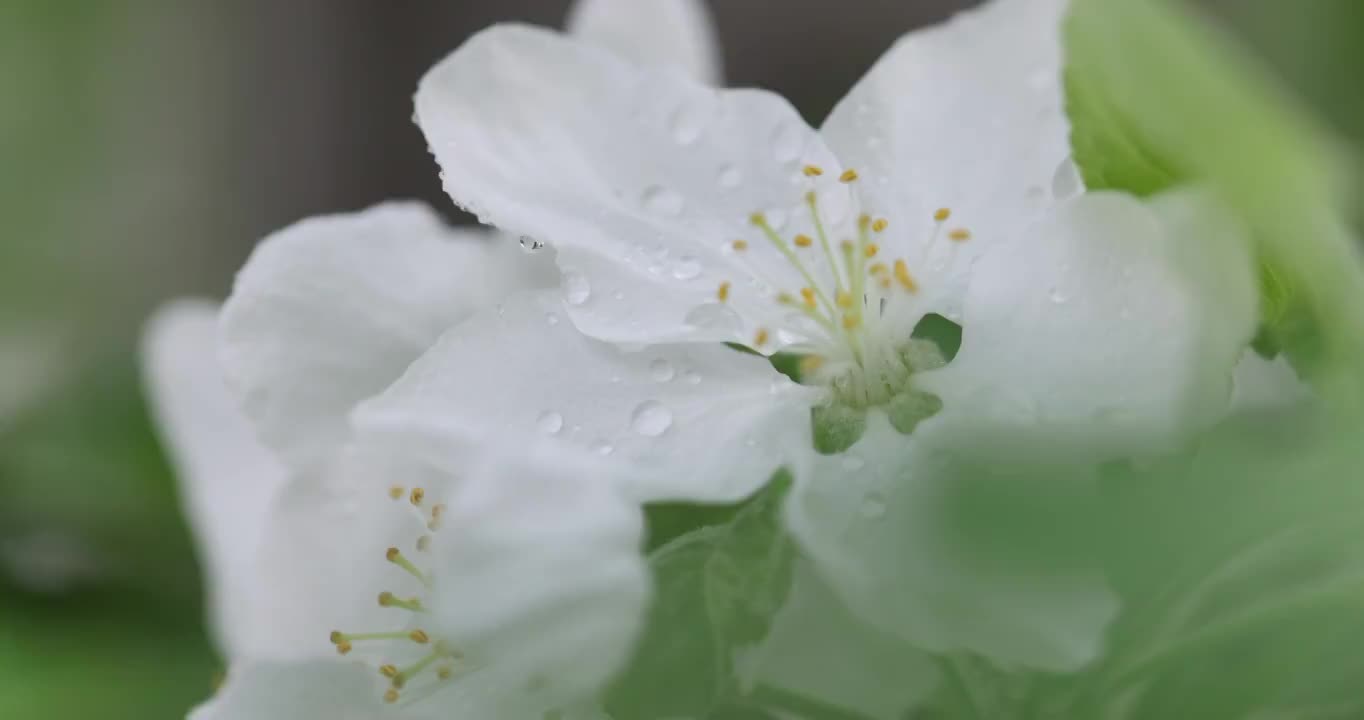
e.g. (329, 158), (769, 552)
(630, 401), (673, 437)
(717, 164), (742, 188)
(563, 271), (591, 305)
(519, 235), (544, 253)
(668, 102), (708, 145)
(1048, 286), (1069, 304)
(859, 492), (887, 519)
(641, 185), (685, 216)
(770, 122), (803, 164)
(544, 312), (560, 326)
(684, 303), (742, 334)
(683, 371), (702, 385)
(536, 411), (563, 435)
(672, 255), (702, 281)
(648, 358), (676, 382)
(1051, 157), (1081, 199)
(841, 454), (866, 472)
(612, 290), (626, 301)
(590, 439), (615, 456)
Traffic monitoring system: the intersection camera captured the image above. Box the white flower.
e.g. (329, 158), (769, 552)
(356, 0), (1259, 671)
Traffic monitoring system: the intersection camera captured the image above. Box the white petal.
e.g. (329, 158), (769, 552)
(355, 290), (822, 504)
(821, 0), (1072, 315)
(188, 660), (431, 720)
(566, 0), (721, 85)
(219, 202), (552, 470)
(416, 25), (862, 349)
(421, 445), (649, 717)
(141, 300), (285, 662)
(237, 446), (430, 661)
(741, 559), (939, 719)
(919, 190), (1258, 459)
(786, 413), (1120, 671)
(1230, 350), (1312, 414)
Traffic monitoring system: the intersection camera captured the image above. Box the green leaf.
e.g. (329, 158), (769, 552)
(1063, 0), (1364, 408)
(606, 473), (795, 718)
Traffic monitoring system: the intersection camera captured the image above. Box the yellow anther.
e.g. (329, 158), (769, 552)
(383, 689), (400, 704)
(800, 355), (826, 375)
(380, 664), (399, 678)
(842, 314), (862, 329)
(934, 207), (952, 222)
(717, 281), (731, 302)
(864, 243), (879, 258)
(948, 228), (972, 242)
(835, 290), (853, 309)
(386, 547), (401, 562)
(799, 287), (817, 309)
(839, 169), (860, 183)
(378, 591), (396, 607)
(416, 535), (431, 552)
(409, 487), (425, 506)
(388, 486), (404, 500)
(391, 675), (407, 689)
(872, 218), (889, 233)
(335, 641), (352, 656)
(437, 666), (454, 680)
(794, 234), (813, 248)
(749, 212), (766, 226)
(754, 328), (770, 347)
(329, 631), (344, 644)
(409, 630), (431, 644)
(857, 214), (871, 230)
(893, 259), (919, 292)
(869, 262), (888, 276)
(776, 291), (796, 306)
(731, 239), (748, 252)
(879, 276), (893, 290)
(804, 190), (817, 204)
(431, 504), (446, 519)
(840, 240), (854, 254)
(803, 165), (824, 177)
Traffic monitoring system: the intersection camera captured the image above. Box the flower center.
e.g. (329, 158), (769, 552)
(716, 165), (972, 410)
(329, 486), (464, 705)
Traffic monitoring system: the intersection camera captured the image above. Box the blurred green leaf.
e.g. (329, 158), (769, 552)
(607, 474), (794, 718)
(1063, 0), (1364, 407)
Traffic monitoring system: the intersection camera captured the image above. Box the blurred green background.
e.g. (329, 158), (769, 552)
(0, 1), (1359, 717)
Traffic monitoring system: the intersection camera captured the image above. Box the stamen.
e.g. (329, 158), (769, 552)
(800, 355), (826, 375)
(842, 314), (861, 329)
(437, 666), (455, 680)
(802, 164), (824, 177)
(409, 488), (425, 506)
(934, 207), (952, 222)
(717, 281), (731, 302)
(754, 328), (770, 347)
(384, 689), (400, 704)
(380, 664), (400, 679)
(336, 641), (352, 655)
(388, 486), (405, 500)
(893, 260), (919, 293)
(863, 243), (879, 258)
(391, 651), (443, 689)
(869, 262), (888, 276)
(872, 218), (889, 233)
(804, 191), (851, 299)
(416, 535), (431, 552)
(751, 213), (839, 322)
(835, 291), (853, 309)
(378, 591), (425, 612)
(409, 630), (431, 644)
(839, 169), (859, 183)
(731, 240), (748, 252)
(794, 234), (813, 248)
(386, 547), (431, 587)
(427, 504), (446, 531)
(800, 287), (817, 310)
(948, 228), (971, 242)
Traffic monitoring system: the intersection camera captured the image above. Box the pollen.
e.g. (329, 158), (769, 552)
(948, 228), (972, 242)
(749, 212), (766, 226)
(857, 214), (871, 231)
(731, 239), (748, 252)
(383, 689), (400, 704)
(388, 486), (404, 500)
(839, 169), (859, 183)
(335, 640), (353, 655)
(409, 630), (431, 644)
(893, 259), (919, 292)
(934, 207), (952, 222)
(799, 287), (817, 309)
(754, 328), (770, 347)
(802, 164), (824, 177)
(380, 664), (399, 678)
(800, 355), (826, 375)
(409, 487), (425, 506)
(794, 234), (813, 248)
(717, 281), (732, 302)
(863, 243), (879, 258)
(835, 290), (853, 309)
(872, 218), (889, 233)
(842, 314), (862, 329)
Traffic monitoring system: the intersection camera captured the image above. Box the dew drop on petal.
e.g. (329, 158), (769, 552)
(672, 255), (702, 281)
(648, 358), (676, 382)
(717, 164), (743, 189)
(859, 492), (887, 519)
(544, 312), (560, 326)
(668, 103), (708, 145)
(612, 290), (626, 301)
(770, 122), (803, 165)
(563, 271), (591, 305)
(590, 439), (615, 456)
(519, 235), (544, 253)
(641, 185), (685, 216)
(683, 370), (701, 385)
(630, 401), (673, 437)
(1048, 286), (1069, 304)
(536, 411), (563, 435)
(684, 303), (742, 334)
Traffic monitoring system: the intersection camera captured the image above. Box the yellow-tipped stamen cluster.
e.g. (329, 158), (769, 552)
(326, 486), (466, 706)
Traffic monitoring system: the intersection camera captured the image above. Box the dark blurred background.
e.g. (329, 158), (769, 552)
(0, 1), (1358, 717)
